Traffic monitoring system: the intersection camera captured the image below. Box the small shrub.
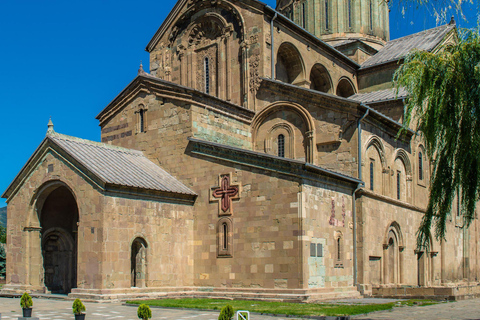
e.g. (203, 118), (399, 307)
(72, 298), (86, 315)
(20, 292), (33, 309)
(218, 304), (234, 320)
(137, 304), (152, 320)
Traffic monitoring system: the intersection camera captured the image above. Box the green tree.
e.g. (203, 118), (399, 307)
(394, 30), (480, 247)
(0, 225), (6, 244)
(0, 244), (5, 278)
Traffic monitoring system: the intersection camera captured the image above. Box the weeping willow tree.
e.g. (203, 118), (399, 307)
(394, 29), (480, 248)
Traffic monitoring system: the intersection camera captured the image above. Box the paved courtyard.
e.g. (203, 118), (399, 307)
(0, 297), (479, 320)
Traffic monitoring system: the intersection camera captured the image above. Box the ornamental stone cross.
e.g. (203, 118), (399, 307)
(211, 174), (240, 216)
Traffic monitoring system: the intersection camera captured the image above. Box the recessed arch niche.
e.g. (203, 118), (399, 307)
(276, 42), (306, 84)
(310, 63), (333, 93)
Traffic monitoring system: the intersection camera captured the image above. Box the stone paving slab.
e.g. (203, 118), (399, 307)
(1, 297), (480, 320)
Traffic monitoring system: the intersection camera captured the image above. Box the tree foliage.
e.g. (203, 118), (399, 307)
(0, 244), (5, 279)
(394, 29), (480, 247)
(0, 225), (6, 244)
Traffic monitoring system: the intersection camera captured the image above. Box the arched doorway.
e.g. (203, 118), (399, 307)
(131, 238), (148, 288)
(383, 222), (404, 285)
(39, 186), (78, 294)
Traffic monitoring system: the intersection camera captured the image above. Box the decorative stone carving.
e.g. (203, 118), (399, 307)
(249, 54), (261, 93)
(189, 20), (223, 47)
(210, 173), (241, 216)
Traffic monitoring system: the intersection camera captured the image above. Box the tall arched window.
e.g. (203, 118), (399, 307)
(418, 152), (423, 180)
(347, 0), (352, 29)
(337, 237), (342, 260)
(217, 218), (233, 257)
(222, 223), (228, 250)
(302, 2), (307, 28)
(325, 0), (330, 30)
(370, 161), (374, 191)
(278, 134), (285, 157)
(204, 57), (210, 94)
(396, 171), (401, 200)
(369, 0), (373, 30)
(139, 109), (145, 133)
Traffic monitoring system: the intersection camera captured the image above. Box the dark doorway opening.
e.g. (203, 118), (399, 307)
(40, 186), (78, 294)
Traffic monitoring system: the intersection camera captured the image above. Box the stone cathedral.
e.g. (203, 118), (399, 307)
(3, 0), (480, 301)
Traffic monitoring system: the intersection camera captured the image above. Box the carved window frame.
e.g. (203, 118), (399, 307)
(217, 217), (233, 258)
(135, 104), (148, 134)
(334, 231), (344, 268)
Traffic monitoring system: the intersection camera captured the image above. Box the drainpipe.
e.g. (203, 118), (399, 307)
(353, 107), (369, 287)
(271, 12), (278, 79)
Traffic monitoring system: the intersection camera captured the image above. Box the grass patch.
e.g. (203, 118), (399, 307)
(126, 298), (401, 317)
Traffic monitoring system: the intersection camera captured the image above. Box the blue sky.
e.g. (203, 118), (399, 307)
(0, 0), (477, 207)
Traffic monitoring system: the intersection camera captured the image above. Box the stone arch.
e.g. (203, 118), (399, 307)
(383, 221), (404, 285)
(252, 102), (315, 163)
(336, 77), (356, 98)
(32, 181), (79, 294)
(276, 42), (306, 85)
(364, 136), (387, 168)
(394, 149), (412, 176)
(131, 237), (148, 288)
(310, 63), (333, 93)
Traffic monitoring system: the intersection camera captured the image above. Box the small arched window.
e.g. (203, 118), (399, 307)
(370, 161), (374, 191)
(419, 152), (423, 180)
(278, 134), (285, 157)
(204, 57), (210, 94)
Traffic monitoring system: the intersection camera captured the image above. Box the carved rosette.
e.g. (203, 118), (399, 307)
(249, 55), (261, 93)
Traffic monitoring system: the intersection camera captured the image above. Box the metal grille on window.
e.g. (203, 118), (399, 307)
(278, 134), (285, 157)
(204, 57), (210, 94)
(370, 161), (374, 191)
(419, 152), (423, 180)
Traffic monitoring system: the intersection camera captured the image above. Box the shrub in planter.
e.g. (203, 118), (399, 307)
(137, 304), (152, 320)
(72, 298), (86, 319)
(218, 304), (234, 320)
(20, 292), (33, 317)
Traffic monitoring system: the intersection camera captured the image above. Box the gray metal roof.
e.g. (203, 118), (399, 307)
(350, 87), (408, 104)
(49, 133), (196, 195)
(361, 24), (455, 68)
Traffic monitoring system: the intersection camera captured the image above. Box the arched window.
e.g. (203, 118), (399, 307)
(278, 134), (285, 157)
(335, 234), (343, 267)
(136, 105), (147, 134)
(369, 0), (373, 30)
(396, 171), (401, 200)
(222, 222), (228, 249)
(217, 218), (233, 257)
(302, 2), (307, 28)
(370, 161), (374, 191)
(347, 0), (352, 29)
(139, 109), (145, 133)
(325, 0), (330, 30)
(418, 152), (423, 180)
(337, 237), (342, 260)
(204, 57), (210, 94)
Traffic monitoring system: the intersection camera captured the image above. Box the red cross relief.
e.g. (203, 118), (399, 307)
(212, 175), (239, 213)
